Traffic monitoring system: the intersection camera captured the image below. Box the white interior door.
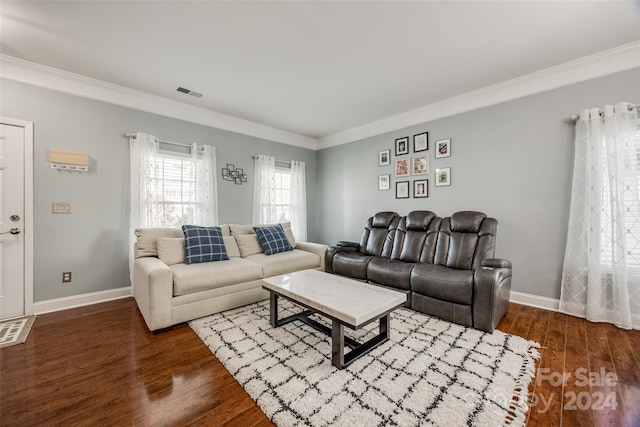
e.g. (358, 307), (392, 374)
(0, 123), (26, 319)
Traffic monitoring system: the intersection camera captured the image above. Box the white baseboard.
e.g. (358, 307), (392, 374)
(509, 290), (560, 312)
(34, 287), (132, 315)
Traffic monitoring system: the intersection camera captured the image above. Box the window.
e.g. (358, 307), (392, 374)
(600, 122), (640, 270)
(274, 167), (291, 223)
(146, 151), (201, 227)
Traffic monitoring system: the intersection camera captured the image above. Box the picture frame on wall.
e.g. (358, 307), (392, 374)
(413, 132), (428, 152)
(435, 167), (451, 186)
(414, 179), (428, 198)
(395, 158), (409, 177)
(396, 181), (409, 199)
(395, 137), (409, 156)
(378, 149), (390, 166)
(378, 174), (390, 191)
(412, 156), (429, 175)
(435, 138), (451, 158)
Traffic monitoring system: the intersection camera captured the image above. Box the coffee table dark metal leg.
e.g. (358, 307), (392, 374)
(331, 321), (345, 368)
(269, 292), (278, 327)
(331, 314), (391, 369)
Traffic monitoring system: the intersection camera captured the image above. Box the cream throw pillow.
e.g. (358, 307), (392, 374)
(223, 236), (241, 257)
(235, 234), (264, 257)
(157, 238), (185, 265)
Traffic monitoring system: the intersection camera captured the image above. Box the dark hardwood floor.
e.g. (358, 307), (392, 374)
(1, 298), (638, 426)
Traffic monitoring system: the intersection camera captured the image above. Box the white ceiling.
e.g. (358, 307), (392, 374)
(1, 1), (639, 142)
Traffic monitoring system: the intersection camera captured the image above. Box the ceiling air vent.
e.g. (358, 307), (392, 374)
(176, 86), (203, 98)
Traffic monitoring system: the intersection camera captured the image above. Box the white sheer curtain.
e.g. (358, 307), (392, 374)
(290, 160), (307, 241)
(193, 143), (219, 226)
(129, 132), (161, 284)
(560, 102), (640, 330)
(129, 133), (219, 285)
(252, 155), (277, 224)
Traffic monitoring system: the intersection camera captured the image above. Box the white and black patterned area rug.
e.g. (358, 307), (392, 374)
(0, 316), (35, 349)
(190, 300), (539, 427)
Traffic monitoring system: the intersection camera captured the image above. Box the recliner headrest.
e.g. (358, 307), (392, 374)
(372, 212), (399, 228)
(406, 211), (436, 231)
(450, 211), (487, 233)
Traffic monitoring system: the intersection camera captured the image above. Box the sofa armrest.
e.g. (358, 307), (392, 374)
(133, 257), (174, 332)
(473, 260), (512, 333)
(325, 245), (359, 274)
(296, 241), (329, 271)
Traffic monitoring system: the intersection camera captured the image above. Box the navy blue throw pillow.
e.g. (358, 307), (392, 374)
(182, 225), (229, 265)
(253, 224), (293, 255)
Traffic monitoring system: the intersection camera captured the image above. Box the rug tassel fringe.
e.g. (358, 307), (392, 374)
(504, 342), (541, 426)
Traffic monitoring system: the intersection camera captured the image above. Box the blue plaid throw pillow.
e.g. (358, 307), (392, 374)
(253, 224), (293, 255)
(182, 225), (229, 264)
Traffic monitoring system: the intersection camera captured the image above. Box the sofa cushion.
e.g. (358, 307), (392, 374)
(410, 264), (474, 305)
(171, 258), (263, 296)
(332, 252), (375, 280)
(157, 238), (185, 265)
(246, 249), (320, 277)
(135, 228), (183, 258)
(236, 234), (264, 257)
(182, 225), (229, 264)
(254, 224), (293, 255)
(367, 258), (415, 290)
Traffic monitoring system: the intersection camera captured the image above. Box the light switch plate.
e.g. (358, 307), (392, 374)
(52, 202), (72, 214)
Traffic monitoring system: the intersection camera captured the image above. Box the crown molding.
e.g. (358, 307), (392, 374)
(317, 40), (640, 149)
(3, 41), (638, 152)
(0, 55), (317, 150)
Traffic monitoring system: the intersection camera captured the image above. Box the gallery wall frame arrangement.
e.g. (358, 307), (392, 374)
(396, 181), (409, 199)
(413, 132), (428, 152)
(395, 137), (409, 156)
(414, 179), (428, 198)
(381, 130), (433, 198)
(378, 149), (390, 166)
(435, 167), (451, 187)
(435, 138), (451, 159)
(379, 174), (390, 191)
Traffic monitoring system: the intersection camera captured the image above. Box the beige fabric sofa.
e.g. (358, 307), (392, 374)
(133, 223), (327, 331)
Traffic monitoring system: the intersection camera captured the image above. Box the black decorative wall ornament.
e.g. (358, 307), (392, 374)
(221, 164), (248, 185)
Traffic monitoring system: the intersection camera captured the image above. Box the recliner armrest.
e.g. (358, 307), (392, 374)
(337, 241), (360, 248)
(473, 261), (512, 333)
(325, 244), (359, 274)
(481, 258), (512, 269)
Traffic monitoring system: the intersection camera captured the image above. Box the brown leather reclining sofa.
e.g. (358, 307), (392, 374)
(325, 210), (511, 332)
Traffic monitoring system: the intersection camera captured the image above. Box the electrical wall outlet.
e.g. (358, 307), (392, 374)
(62, 272), (72, 283)
(52, 202), (72, 214)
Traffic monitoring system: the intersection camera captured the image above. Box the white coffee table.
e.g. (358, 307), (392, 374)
(262, 269), (407, 369)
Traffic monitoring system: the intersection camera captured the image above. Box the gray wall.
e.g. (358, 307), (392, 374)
(316, 68), (640, 300)
(1, 79), (317, 302)
(2, 67), (638, 304)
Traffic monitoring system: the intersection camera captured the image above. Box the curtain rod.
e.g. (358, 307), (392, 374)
(253, 155), (292, 165)
(125, 133), (215, 151)
(568, 104), (638, 122)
